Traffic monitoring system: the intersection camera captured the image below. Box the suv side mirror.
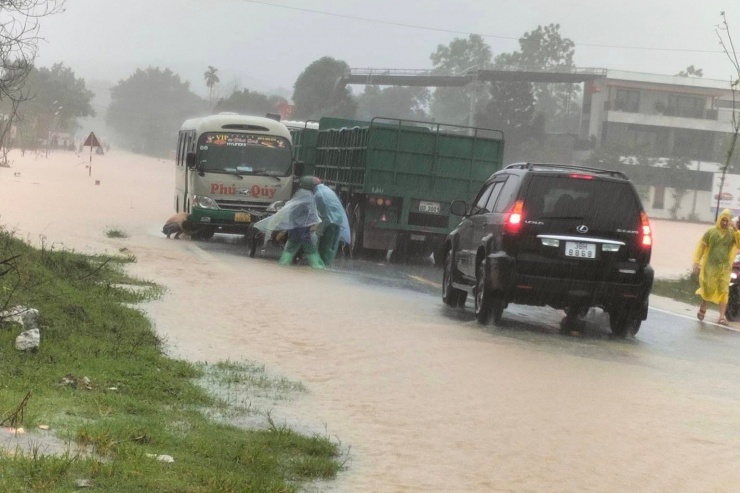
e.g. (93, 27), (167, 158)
(186, 152), (197, 169)
(450, 200), (468, 216)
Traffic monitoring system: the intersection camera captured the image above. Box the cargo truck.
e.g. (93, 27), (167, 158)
(290, 117), (504, 262)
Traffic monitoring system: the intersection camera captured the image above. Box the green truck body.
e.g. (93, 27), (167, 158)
(290, 117), (504, 260)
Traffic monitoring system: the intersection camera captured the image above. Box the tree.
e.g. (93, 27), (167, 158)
(475, 81), (542, 162)
(10, 63), (95, 153)
(676, 65), (704, 78)
(106, 67), (207, 157)
(356, 86), (430, 121)
(428, 34), (492, 125)
(204, 65), (220, 103)
(0, 0), (66, 162)
(714, 12), (740, 218)
(213, 88), (287, 117)
(494, 24), (579, 132)
(292, 57), (356, 120)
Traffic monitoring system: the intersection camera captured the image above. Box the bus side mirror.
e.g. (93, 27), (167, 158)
(293, 161), (305, 177)
(186, 152), (196, 168)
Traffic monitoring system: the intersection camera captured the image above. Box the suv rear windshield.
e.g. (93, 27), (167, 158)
(524, 175), (642, 226)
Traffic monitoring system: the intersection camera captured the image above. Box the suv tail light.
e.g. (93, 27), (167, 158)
(504, 200), (525, 234)
(640, 211), (652, 247)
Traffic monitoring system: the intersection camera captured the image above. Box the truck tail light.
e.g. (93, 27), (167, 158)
(369, 196), (393, 207)
(505, 200), (525, 234)
(640, 211), (652, 248)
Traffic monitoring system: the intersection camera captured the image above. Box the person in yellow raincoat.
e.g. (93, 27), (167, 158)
(692, 208), (740, 325)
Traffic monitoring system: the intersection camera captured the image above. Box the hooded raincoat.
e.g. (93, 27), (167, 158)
(693, 209), (740, 304)
(253, 188), (324, 268)
(253, 189), (321, 235)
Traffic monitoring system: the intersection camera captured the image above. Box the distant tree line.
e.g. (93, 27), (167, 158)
(1, 11), (737, 170)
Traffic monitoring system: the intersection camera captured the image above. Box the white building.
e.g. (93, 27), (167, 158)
(581, 70), (738, 222)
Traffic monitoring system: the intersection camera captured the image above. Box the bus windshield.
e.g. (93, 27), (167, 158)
(197, 132), (292, 176)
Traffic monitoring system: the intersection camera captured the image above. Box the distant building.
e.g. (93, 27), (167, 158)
(583, 69), (736, 163)
(580, 70), (738, 222)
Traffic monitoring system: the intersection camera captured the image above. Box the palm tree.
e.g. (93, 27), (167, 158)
(204, 66), (220, 103)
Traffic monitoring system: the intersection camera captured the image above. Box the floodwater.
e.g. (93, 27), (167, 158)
(2, 150), (739, 492)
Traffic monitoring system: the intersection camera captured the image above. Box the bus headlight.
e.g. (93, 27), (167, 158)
(192, 195), (219, 210)
(266, 200), (285, 213)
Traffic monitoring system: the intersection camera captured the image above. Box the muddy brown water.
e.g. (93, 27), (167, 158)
(2, 150), (737, 492)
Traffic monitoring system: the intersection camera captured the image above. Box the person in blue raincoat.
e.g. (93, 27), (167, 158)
(308, 176), (350, 266)
(253, 179), (324, 269)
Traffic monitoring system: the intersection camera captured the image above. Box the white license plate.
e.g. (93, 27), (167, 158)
(565, 241), (596, 259)
(418, 201), (441, 213)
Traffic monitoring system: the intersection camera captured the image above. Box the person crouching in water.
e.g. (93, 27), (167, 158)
(692, 208), (740, 325)
(253, 177), (325, 269)
(162, 212), (193, 239)
(309, 176), (350, 266)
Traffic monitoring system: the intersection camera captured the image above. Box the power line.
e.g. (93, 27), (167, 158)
(242, 0), (725, 55)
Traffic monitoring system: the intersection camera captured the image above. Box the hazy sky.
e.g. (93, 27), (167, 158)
(35, 0), (740, 99)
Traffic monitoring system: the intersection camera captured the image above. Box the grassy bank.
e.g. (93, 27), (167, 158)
(652, 273), (700, 306)
(0, 228), (343, 492)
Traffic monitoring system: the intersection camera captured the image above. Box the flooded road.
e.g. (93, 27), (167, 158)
(149, 232), (740, 493)
(4, 151), (740, 492)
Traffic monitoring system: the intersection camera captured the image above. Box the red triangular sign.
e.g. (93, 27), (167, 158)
(83, 132), (101, 147)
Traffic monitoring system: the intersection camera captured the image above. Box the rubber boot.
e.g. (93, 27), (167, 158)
(278, 241), (301, 265)
(305, 253), (325, 269)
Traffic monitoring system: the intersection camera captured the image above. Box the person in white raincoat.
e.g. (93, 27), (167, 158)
(253, 179), (324, 268)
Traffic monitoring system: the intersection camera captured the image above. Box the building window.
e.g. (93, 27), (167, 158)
(614, 89), (640, 112)
(666, 94), (704, 119)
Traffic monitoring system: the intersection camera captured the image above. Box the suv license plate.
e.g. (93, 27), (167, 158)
(565, 241), (596, 259)
(234, 212), (251, 222)
(419, 201), (441, 213)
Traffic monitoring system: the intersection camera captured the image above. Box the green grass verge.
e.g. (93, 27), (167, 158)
(0, 228), (343, 492)
(651, 273), (700, 306)
(105, 228), (128, 239)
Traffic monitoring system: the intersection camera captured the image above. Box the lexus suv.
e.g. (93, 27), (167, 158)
(441, 163), (654, 337)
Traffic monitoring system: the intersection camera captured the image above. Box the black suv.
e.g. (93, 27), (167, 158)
(441, 163), (654, 337)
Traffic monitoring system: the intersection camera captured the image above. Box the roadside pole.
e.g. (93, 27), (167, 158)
(83, 131), (101, 177)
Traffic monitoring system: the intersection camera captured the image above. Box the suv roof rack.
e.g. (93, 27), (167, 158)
(504, 162), (628, 180)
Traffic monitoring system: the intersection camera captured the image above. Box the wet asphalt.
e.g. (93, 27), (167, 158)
(193, 233), (740, 386)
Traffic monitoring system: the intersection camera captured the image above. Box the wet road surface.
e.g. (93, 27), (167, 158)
(166, 233), (740, 492)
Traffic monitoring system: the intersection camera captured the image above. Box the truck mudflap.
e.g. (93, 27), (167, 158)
(363, 225), (397, 250)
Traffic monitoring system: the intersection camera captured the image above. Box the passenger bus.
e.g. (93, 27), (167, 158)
(175, 113), (295, 239)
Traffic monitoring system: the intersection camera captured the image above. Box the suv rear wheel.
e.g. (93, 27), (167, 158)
(609, 306), (642, 337)
(442, 248), (467, 308)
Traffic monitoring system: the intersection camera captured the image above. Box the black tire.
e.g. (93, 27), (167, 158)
(609, 307), (642, 337)
(247, 230), (264, 258)
(442, 248), (466, 308)
(474, 260), (494, 324)
(727, 287), (740, 321)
